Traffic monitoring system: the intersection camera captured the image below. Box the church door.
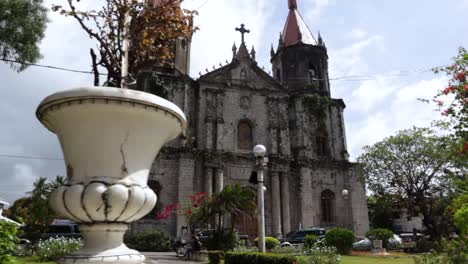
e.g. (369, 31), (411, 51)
(234, 211), (258, 243)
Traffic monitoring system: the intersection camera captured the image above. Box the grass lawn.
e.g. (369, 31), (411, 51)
(16, 257), (56, 264)
(342, 255), (415, 264)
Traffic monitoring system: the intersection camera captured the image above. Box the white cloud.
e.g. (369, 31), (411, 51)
(346, 76), (446, 160)
(185, 0), (271, 77)
(329, 33), (384, 77)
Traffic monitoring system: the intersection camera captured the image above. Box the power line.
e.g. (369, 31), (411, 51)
(0, 154), (63, 161)
(0, 58), (107, 76)
(1, 57), (444, 82)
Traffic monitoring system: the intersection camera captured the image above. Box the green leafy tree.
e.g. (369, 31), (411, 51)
(358, 127), (463, 239)
(8, 176), (65, 241)
(367, 194), (400, 231)
(0, 0), (48, 71)
(0, 221), (18, 264)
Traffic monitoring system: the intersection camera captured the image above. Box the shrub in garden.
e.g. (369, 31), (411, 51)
(124, 229), (171, 252)
(0, 221), (18, 264)
(254, 236), (280, 251)
(206, 229), (240, 251)
(208, 250), (225, 264)
(35, 237), (83, 261)
(442, 237), (468, 264)
(304, 234), (318, 248)
(224, 252), (296, 264)
(324, 227), (354, 255)
(366, 228), (394, 248)
(301, 244), (341, 264)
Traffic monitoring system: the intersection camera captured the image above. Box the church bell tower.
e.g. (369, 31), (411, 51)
(271, 0), (330, 96)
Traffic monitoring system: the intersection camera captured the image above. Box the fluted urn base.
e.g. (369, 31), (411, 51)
(59, 224), (144, 264)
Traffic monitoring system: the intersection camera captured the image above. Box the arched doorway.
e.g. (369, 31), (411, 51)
(321, 189), (335, 225)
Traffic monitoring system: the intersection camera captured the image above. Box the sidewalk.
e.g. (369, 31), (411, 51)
(143, 252), (203, 264)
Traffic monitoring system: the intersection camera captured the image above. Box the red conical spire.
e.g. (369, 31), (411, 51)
(282, 0), (317, 47)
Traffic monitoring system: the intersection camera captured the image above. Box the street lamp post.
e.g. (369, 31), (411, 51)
(253, 144), (267, 253)
(342, 189), (349, 229)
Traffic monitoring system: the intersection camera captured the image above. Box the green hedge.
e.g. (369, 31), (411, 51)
(208, 251), (225, 264)
(124, 229), (171, 252)
(224, 252), (296, 264)
(324, 227), (355, 255)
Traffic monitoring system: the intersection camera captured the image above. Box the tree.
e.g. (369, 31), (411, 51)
(8, 176), (65, 241)
(358, 127), (462, 239)
(189, 185), (256, 250)
(432, 47), (467, 153)
(367, 194), (399, 231)
(52, 0), (197, 87)
(0, 0), (48, 71)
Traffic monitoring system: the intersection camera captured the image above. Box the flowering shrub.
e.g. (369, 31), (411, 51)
(301, 244), (341, 264)
(35, 237), (83, 261)
(432, 47), (467, 152)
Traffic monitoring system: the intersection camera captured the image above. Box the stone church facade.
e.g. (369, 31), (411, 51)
(132, 0), (369, 238)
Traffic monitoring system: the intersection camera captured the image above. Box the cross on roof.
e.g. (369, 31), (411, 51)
(235, 24), (250, 44)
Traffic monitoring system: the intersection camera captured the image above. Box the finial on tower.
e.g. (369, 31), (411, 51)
(288, 0), (297, 10)
(270, 44), (275, 57)
(232, 42), (237, 57)
(250, 46), (256, 61)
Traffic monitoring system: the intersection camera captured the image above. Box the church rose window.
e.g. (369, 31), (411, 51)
(321, 189), (335, 223)
(238, 120), (253, 150)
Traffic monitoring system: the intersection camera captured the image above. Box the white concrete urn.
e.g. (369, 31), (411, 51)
(36, 87), (186, 264)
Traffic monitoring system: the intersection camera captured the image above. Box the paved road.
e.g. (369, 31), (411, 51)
(143, 252), (203, 264)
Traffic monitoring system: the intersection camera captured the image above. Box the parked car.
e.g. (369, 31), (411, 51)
(352, 234), (402, 251)
(42, 219), (81, 240)
(400, 233), (424, 252)
(284, 227), (326, 244)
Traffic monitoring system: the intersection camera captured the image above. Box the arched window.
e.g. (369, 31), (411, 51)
(316, 129), (329, 157)
(321, 189), (335, 224)
(240, 69), (248, 80)
(308, 62), (318, 83)
(238, 120), (253, 150)
(276, 69), (281, 82)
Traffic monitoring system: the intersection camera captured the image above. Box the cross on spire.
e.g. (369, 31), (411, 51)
(235, 24), (250, 45)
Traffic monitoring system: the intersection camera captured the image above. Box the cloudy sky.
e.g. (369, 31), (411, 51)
(1, 0), (467, 204)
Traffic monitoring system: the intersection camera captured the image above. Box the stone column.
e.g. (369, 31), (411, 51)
(280, 172), (291, 236)
(206, 117), (214, 149)
(215, 167), (224, 193)
(216, 118), (224, 151)
(269, 127), (278, 154)
(271, 171), (282, 238)
(205, 167), (213, 195)
(300, 167), (314, 227)
(176, 158), (195, 236)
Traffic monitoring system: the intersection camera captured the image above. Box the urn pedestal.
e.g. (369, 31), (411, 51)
(36, 87), (186, 264)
